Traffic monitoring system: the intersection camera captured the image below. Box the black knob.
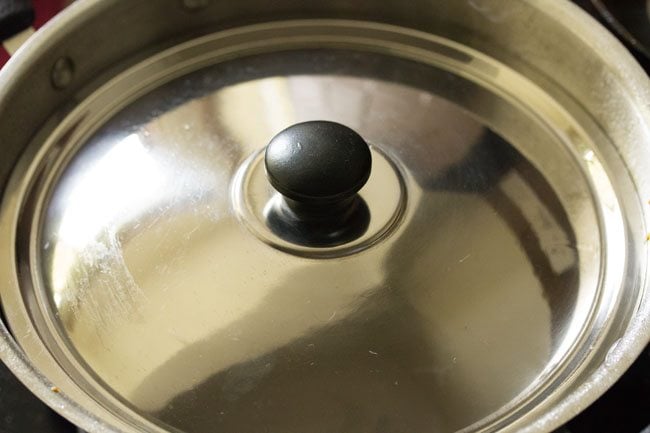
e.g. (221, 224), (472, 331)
(264, 121), (372, 247)
(265, 121), (372, 206)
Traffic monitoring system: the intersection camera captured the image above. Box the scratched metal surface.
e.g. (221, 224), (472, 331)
(28, 45), (606, 432)
(0, 0), (644, 432)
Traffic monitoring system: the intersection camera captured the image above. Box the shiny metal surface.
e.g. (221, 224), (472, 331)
(0, 30), (622, 432)
(0, 2), (648, 433)
(42, 49), (602, 433)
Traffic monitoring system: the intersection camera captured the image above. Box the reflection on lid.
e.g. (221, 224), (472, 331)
(36, 49), (604, 433)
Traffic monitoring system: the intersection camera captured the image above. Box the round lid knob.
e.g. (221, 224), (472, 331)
(265, 121), (372, 206)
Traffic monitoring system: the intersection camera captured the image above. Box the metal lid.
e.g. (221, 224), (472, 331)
(0, 6), (648, 433)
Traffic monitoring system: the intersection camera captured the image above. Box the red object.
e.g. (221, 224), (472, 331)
(0, 47), (9, 67)
(32, 0), (65, 29)
(1, 0), (65, 69)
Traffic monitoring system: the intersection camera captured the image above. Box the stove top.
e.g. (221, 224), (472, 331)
(0, 1), (648, 433)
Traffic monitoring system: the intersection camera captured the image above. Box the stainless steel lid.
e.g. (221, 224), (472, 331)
(0, 2), (649, 433)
